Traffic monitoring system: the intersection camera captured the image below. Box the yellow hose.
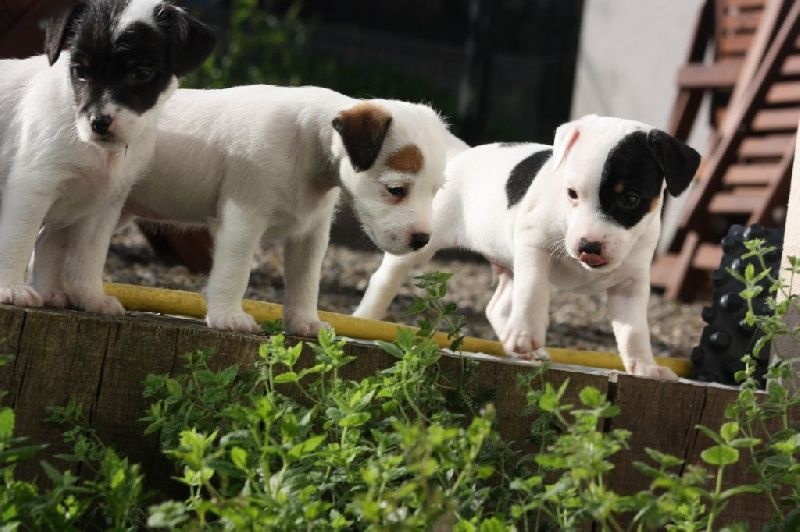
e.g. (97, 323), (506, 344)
(104, 282), (693, 377)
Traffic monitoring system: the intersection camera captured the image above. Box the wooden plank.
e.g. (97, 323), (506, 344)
(0, 306), (26, 398)
(10, 309), (117, 479)
(606, 376), (708, 495)
(752, 108), (800, 131)
(667, 0), (715, 141)
(650, 253), (679, 289)
(708, 190), (767, 214)
(749, 136), (796, 224)
(720, 11), (761, 31)
(723, 163), (780, 185)
(738, 135), (795, 158)
(767, 81), (800, 104)
(718, 34), (753, 56)
(683, 386), (775, 525)
(692, 243), (724, 271)
(782, 55), (800, 76)
(665, 231), (700, 300)
(677, 63), (740, 89)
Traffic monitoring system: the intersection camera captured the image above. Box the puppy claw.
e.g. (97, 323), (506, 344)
(206, 311), (260, 333)
(41, 289), (69, 309)
(285, 317), (332, 338)
(628, 361), (679, 381)
(71, 294), (125, 316)
(0, 285), (43, 308)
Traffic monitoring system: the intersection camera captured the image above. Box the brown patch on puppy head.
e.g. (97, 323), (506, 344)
(613, 180), (625, 193)
(332, 102), (393, 172)
(650, 196), (660, 211)
(386, 144), (424, 174)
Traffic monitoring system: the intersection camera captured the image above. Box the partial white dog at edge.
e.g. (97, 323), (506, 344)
(117, 85), (466, 335)
(0, 0), (214, 314)
(354, 114), (701, 381)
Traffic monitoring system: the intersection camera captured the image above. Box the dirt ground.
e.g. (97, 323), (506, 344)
(105, 225), (707, 358)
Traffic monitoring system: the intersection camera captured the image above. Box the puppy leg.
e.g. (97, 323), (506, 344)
(607, 278), (678, 381)
(205, 209), (265, 333)
(353, 244), (437, 319)
(0, 180), (55, 307)
(29, 225), (70, 308)
(499, 245), (550, 358)
(282, 217), (332, 337)
(485, 268), (513, 336)
(63, 202), (126, 315)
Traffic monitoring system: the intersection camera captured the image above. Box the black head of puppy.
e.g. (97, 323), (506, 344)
(45, 0), (216, 149)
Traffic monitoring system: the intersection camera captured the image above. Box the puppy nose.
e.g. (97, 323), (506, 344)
(409, 232), (430, 250)
(578, 238), (602, 255)
(90, 114), (112, 134)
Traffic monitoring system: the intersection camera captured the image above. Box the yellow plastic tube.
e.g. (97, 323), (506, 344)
(104, 282), (693, 377)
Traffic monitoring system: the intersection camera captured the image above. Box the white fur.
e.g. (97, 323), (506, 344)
(355, 115), (680, 381)
(0, 53), (176, 313)
(118, 85), (463, 335)
(115, 0), (161, 36)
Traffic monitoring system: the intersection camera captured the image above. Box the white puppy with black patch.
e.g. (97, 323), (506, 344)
(115, 86), (465, 335)
(355, 115), (700, 380)
(0, 0), (214, 313)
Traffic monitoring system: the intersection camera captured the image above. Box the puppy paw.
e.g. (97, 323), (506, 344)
(207, 311), (260, 333)
(71, 293), (125, 316)
(0, 285), (43, 308)
(41, 289), (69, 309)
(628, 360), (679, 381)
(285, 315), (332, 338)
(500, 319), (545, 357)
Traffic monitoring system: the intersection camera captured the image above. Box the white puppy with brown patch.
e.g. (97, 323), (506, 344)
(112, 85), (465, 335)
(355, 115), (700, 380)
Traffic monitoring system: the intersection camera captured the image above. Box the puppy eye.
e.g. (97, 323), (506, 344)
(618, 191), (641, 209)
(127, 66), (155, 84)
(567, 188), (578, 200)
(71, 64), (89, 81)
(386, 185), (407, 199)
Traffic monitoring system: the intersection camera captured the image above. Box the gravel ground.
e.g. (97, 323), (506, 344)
(105, 225), (707, 358)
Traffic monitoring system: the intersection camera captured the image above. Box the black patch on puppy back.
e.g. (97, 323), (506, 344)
(599, 131), (664, 228)
(506, 149), (552, 207)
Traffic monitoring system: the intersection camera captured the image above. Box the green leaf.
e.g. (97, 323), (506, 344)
(720, 421), (739, 443)
(0, 408), (14, 440)
(719, 484), (762, 499)
(578, 386), (604, 407)
(339, 413), (371, 428)
(230, 446), (247, 470)
(274, 371), (298, 384)
(701, 445), (739, 466)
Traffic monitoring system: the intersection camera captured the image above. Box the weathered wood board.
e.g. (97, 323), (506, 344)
(0, 305), (774, 527)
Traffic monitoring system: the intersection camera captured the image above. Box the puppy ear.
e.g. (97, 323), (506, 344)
(332, 103), (393, 172)
(157, 5), (217, 77)
(647, 129), (701, 197)
(552, 116), (591, 168)
(44, 1), (85, 65)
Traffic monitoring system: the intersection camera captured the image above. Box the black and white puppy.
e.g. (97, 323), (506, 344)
(0, 0), (214, 313)
(355, 115), (701, 380)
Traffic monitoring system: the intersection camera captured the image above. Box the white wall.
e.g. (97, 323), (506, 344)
(572, 0), (711, 250)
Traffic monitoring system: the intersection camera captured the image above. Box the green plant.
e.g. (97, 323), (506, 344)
(1, 255), (799, 530)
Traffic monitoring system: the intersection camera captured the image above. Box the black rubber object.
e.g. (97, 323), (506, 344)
(691, 224), (784, 387)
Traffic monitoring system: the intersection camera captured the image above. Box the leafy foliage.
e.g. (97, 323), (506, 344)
(0, 257), (799, 529)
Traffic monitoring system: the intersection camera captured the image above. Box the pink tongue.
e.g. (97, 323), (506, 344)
(579, 252), (607, 266)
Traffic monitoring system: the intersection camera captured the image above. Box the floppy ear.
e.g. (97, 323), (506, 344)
(647, 129), (701, 197)
(552, 115), (594, 168)
(157, 5), (216, 77)
(44, 1), (85, 65)
(332, 102), (393, 172)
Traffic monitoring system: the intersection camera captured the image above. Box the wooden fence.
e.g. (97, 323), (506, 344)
(0, 305), (774, 527)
